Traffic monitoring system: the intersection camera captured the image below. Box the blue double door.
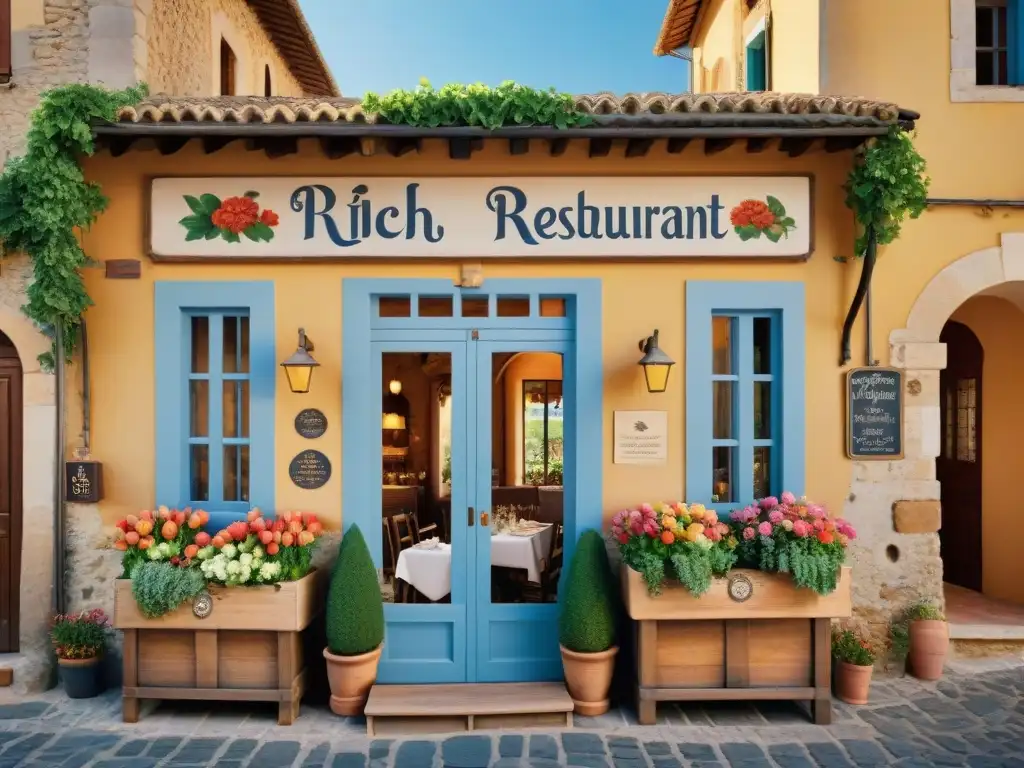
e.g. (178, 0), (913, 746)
(374, 329), (570, 684)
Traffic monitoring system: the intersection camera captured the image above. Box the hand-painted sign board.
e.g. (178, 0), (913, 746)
(149, 176), (812, 260)
(846, 367), (904, 459)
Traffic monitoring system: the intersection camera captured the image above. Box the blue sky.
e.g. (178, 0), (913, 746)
(297, 0), (689, 97)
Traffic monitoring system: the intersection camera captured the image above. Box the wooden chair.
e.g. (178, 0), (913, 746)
(518, 488), (563, 603)
(390, 513), (420, 603)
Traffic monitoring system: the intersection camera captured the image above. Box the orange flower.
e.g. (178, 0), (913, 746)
(817, 530), (834, 544)
(730, 199), (776, 230)
(660, 530), (675, 545)
(260, 209), (280, 227)
(161, 520), (179, 540)
(134, 519), (153, 537)
(211, 196), (260, 234)
(184, 544), (199, 560)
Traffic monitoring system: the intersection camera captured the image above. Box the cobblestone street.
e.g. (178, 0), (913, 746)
(0, 658), (1019, 767)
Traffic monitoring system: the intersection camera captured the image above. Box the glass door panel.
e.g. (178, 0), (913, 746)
(473, 341), (567, 682)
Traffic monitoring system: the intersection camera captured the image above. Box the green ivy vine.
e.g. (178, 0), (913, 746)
(845, 127), (930, 257)
(363, 79), (592, 130)
(0, 82), (147, 368)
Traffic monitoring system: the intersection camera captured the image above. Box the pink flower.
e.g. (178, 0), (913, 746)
(757, 521), (773, 536)
(808, 504), (826, 519)
(768, 509), (784, 524)
(731, 505), (758, 524)
(838, 522), (857, 540)
(630, 520), (644, 535)
(612, 510), (626, 526)
(704, 510), (719, 525)
(743, 526), (756, 540)
(813, 518), (826, 532)
(759, 496), (779, 509)
(781, 491), (796, 505)
(792, 520), (811, 537)
(641, 503), (656, 519)
(643, 520), (659, 537)
(706, 527), (722, 542)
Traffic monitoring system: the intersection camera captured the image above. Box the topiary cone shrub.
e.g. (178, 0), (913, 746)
(323, 524), (385, 716)
(559, 529), (619, 716)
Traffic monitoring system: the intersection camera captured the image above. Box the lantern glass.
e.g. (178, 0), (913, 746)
(283, 363), (314, 394)
(643, 362), (672, 394)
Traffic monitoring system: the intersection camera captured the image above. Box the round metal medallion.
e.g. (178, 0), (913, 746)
(727, 574), (754, 603)
(192, 591), (213, 619)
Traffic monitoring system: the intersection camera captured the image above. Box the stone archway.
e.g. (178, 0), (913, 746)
(845, 233), (1024, 645)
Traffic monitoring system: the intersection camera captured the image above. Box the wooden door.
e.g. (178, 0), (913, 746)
(0, 340), (22, 652)
(937, 321), (983, 592)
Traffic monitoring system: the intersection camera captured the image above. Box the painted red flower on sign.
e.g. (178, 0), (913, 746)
(260, 208), (280, 227)
(730, 199), (776, 230)
(211, 196), (260, 234)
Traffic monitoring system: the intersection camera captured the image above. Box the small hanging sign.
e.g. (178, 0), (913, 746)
(288, 449), (332, 489)
(294, 408), (328, 439)
(846, 367), (904, 459)
(64, 460), (104, 503)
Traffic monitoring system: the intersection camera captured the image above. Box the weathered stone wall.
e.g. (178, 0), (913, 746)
(146, 0), (304, 97)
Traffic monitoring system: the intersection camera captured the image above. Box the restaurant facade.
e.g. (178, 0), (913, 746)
(4, 91), (929, 687)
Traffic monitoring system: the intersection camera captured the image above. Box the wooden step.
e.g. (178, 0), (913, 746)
(364, 682), (574, 736)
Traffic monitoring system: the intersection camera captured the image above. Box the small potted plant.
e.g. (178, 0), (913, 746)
(831, 628), (875, 704)
(323, 524), (385, 716)
(906, 600), (947, 680)
(559, 529), (619, 715)
(51, 609), (110, 699)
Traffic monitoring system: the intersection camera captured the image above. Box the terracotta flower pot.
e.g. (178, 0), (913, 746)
(908, 619), (948, 681)
(323, 644), (383, 716)
(560, 644), (618, 716)
(833, 659), (872, 705)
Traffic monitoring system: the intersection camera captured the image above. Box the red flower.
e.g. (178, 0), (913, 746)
(211, 196), (260, 234)
(260, 209), (280, 227)
(730, 199), (776, 230)
(817, 530), (834, 544)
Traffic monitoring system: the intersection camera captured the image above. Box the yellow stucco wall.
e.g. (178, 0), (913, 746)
(949, 296), (1024, 605)
(146, 0), (303, 97)
(76, 140), (858, 534)
(690, 0), (820, 94)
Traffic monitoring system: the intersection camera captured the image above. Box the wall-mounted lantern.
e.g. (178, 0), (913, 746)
(280, 328), (319, 394)
(638, 329), (674, 394)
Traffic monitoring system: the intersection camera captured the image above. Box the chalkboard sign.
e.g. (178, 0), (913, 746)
(294, 408), (328, 439)
(846, 367), (904, 459)
(288, 449), (332, 489)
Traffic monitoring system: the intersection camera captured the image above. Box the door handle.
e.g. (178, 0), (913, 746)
(480, 510), (489, 527)
(468, 506), (474, 527)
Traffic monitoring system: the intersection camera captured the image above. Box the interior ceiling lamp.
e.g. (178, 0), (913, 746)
(638, 329), (675, 394)
(382, 384), (410, 430)
(280, 328), (319, 394)
(389, 379), (402, 395)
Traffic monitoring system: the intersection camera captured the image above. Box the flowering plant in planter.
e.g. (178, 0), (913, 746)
(114, 506), (208, 578)
(728, 492), (856, 595)
(51, 609), (110, 660)
(610, 502), (737, 596)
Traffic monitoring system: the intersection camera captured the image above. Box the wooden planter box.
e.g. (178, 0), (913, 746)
(113, 572), (320, 725)
(623, 566), (852, 725)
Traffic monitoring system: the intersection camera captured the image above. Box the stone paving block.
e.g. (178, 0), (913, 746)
(964, 696), (1004, 718)
(0, 733), (53, 760)
(840, 739), (890, 766)
(770, 756), (815, 768)
(679, 743), (718, 761)
(92, 761), (159, 768)
(395, 740), (437, 768)
(115, 739), (148, 757)
(609, 759), (645, 768)
(806, 741), (855, 768)
(500, 736), (524, 758)
(567, 756), (611, 768)
(369, 740), (392, 760)
(965, 758), (1007, 768)
(167, 737), (224, 764)
(332, 753), (367, 768)
(930, 734), (971, 754)
(530, 759), (563, 768)
(147, 737), (183, 758)
(643, 741), (672, 756)
(443, 735), (492, 767)
(220, 738), (259, 759)
(492, 760), (521, 768)
(0, 703), (50, 720)
(529, 735), (558, 759)
(878, 739), (920, 760)
(607, 737), (639, 748)
(721, 743), (767, 763)
(302, 742), (331, 767)
(250, 740), (302, 768)
(651, 758), (682, 768)
(609, 745), (643, 760)
(562, 733), (604, 755)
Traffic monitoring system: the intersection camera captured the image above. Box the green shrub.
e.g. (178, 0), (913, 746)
(326, 524), (385, 656)
(889, 599), (945, 662)
(130, 561), (206, 618)
(832, 628), (876, 666)
(559, 529), (617, 653)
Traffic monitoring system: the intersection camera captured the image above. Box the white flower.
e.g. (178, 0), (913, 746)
(240, 565), (252, 583)
(221, 543), (238, 559)
(259, 562), (278, 581)
(157, 542), (171, 557)
(239, 552), (253, 567)
(695, 534), (713, 549)
(226, 560), (241, 575)
(147, 547), (163, 561)
(213, 565), (228, 582)
(252, 545), (265, 559)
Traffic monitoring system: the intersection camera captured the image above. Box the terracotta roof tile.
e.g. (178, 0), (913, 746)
(654, 0), (705, 55)
(115, 92), (907, 126)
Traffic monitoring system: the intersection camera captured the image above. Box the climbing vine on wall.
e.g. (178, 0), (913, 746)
(845, 127), (930, 257)
(0, 83), (147, 369)
(363, 79), (593, 130)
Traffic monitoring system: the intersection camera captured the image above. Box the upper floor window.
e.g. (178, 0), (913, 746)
(976, 0), (1010, 84)
(220, 38), (237, 96)
(264, 64), (272, 97)
(744, 15), (770, 92)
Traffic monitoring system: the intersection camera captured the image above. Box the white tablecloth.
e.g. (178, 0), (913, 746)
(395, 525), (554, 601)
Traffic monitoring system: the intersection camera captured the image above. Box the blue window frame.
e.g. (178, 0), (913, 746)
(155, 282), (275, 530)
(981, 0), (1022, 85)
(745, 29), (767, 91)
(686, 281), (805, 512)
